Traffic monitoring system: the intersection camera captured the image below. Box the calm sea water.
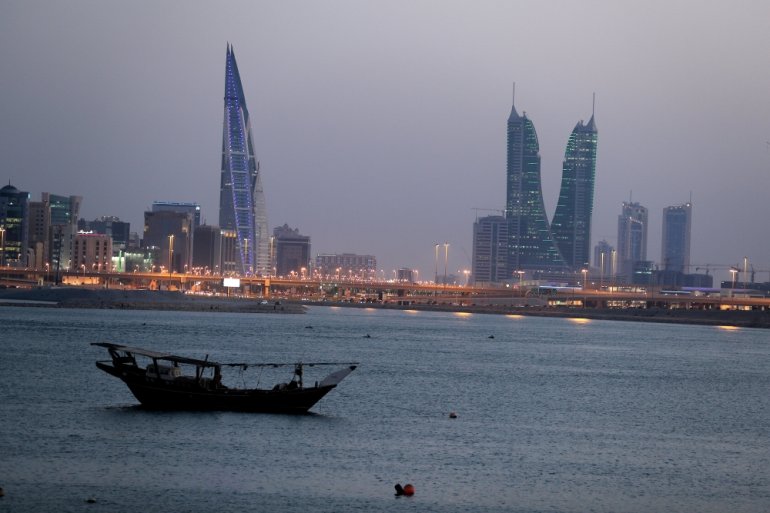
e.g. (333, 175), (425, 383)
(0, 305), (769, 513)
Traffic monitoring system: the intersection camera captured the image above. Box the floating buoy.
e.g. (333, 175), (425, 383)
(0, 487), (5, 498)
(364, 334), (371, 338)
(85, 497), (97, 504)
(305, 325), (313, 329)
(403, 484), (415, 496)
(449, 411), (458, 419)
(488, 335), (495, 339)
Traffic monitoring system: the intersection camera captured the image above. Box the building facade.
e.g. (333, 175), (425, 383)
(661, 202), (692, 273)
(0, 184), (30, 267)
(72, 232), (113, 272)
(192, 224), (223, 274)
(218, 44), (269, 276)
(142, 210), (192, 273)
(593, 239), (615, 279)
(152, 202), (201, 230)
(273, 224), (310, 277)
(505, 97), (566, 273)
(551, 110), (598, 270)
(79, 216), (130, 249)
(617, 201), (648, 278)
(315, 253), (377, 279)
(472, 215), (509, 284)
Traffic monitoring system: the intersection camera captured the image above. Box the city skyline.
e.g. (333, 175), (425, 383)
(1, 2), (769, 283)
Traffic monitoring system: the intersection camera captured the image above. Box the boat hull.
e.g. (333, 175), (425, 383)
(96, 361), (338, 414)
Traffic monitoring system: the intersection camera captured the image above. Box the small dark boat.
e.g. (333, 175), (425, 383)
(92, 342), (358, 414)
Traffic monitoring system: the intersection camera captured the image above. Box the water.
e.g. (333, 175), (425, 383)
(1, 305), (769, 512)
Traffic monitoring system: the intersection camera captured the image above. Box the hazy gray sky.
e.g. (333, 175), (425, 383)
(1, 0), (769, 282)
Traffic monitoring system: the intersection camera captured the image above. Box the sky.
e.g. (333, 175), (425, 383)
(1, 0), (769, 283)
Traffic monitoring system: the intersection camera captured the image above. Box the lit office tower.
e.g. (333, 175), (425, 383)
(472, 215), (509, 284)
(661, 202), (692, 273)
(0, 183), (30, 267)
(505, 94), (566, 273)
(551, 106), (598, 270)
(219, 44), (269, 275)
(616, 201), (648, 278)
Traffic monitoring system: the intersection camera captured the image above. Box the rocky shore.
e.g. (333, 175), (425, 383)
(0, 287), (305, 314)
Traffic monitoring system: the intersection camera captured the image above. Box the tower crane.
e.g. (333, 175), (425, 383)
(471, 207), (505, 220)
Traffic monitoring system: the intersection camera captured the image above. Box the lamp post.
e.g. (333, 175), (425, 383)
(582, 269), (588, 290)
(168, 234), (174, 275)
(730, 267), (738, 289)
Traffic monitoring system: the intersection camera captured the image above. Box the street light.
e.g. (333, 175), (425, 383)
(730, 267), (738, 289)
(582, 269), (588, 291)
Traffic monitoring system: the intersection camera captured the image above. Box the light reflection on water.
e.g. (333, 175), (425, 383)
(1, 305), (769, 513)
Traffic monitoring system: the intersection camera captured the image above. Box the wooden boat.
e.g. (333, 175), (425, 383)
(92, 342), (357, 413)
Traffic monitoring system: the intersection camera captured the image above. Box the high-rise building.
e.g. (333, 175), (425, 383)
(44, 193), (81, 272)
(72, 232), (113, 273)
(551, 106), (598, 270)
(273, 224), (310, 277)
(218, 44), (269, 276)
(0, 183), (30, 267)
(661, 202), (692, 273)
(593, 240), (615, 280)
(152, 202), (201, 230)
(505, 95), (566, 273)
(315, 253), (377, 278)
(78, 216), (130, 248)
(472, 215), (509, 284)
(617, 201), (648, 278)
(142, 210), (192, 273)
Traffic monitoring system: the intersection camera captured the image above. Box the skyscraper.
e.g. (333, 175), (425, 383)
(616, 201), (648, 278)
(661, 202), (692, 273)
(551, 105), (598, 270)
(219, 44), (269, 276)
(0, 183), (30, 267)
(472, 215), (509, 284)
(505, 95), (566, 273)
(273, 224), (311, 277)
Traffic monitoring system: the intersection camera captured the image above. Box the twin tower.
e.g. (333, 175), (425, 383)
(504, 93), (598, 277)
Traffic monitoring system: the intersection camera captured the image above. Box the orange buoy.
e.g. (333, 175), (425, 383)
(403, 484), (415, 496)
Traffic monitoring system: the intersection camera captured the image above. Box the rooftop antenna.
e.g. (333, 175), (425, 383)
(512, 82), (516, 104)
(592, 92), (596, 116)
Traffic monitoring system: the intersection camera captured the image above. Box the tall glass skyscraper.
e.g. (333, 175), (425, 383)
(505, 98), (566, 273)
(661, 202), (692, 273)
(551, 109), (598, 270)
(617, 201), (648, 277)
(219, 44), (269, 275)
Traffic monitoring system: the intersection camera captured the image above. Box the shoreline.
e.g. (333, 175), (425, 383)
(1, 286), (769, 328)
(0, 287), (305, 314)
(307, 300), (770, 329)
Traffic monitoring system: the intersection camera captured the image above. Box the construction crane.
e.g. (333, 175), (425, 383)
(471, 207), (505, 220)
